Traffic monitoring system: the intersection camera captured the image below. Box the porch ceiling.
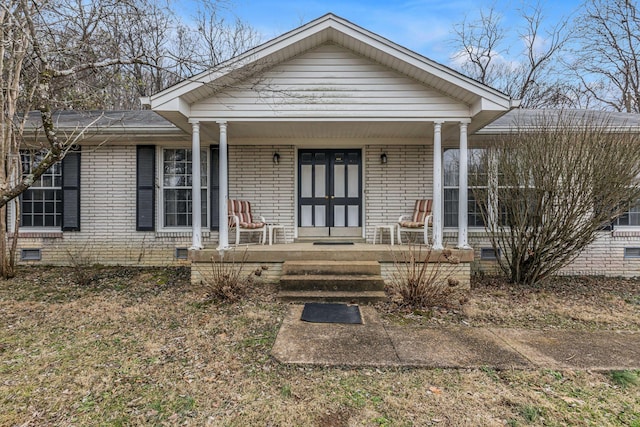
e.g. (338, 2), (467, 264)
(200, 120), (463, 143)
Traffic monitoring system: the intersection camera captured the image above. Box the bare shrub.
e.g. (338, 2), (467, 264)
(65, 240), (98, 286)
(387, 245), (465, 309)
(201, 249), (263, 303)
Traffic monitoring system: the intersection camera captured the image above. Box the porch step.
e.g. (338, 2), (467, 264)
(278, 290), (387, 304)
(280, 274), (385, 292)
(282, 260), (381, 276)
(277, 260), (387, 304)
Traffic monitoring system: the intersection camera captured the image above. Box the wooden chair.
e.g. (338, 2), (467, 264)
(397, 199), (432, 244)
(228, 199), (267, 245)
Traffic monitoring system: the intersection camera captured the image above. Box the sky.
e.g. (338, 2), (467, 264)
(219, 0), (584, 65)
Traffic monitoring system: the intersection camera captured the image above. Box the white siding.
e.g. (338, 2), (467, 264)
(191, 44), (470, 119)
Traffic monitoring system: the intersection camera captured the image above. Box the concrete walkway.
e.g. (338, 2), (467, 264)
(271, 305), (640, 370)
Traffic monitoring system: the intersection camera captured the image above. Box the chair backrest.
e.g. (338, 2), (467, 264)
(412, 199), (432, 223)
(228, 200), (253, 225)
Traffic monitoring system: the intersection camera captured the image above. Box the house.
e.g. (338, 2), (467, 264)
(14, 14), (640, 280)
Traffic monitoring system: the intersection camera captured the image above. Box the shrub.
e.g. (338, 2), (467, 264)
(201, 249), (262, 303)
(387, 245), (465, 309)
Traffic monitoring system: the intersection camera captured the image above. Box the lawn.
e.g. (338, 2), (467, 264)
(1, 266), (639, 426)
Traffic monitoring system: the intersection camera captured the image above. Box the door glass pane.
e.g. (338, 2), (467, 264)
(334, 164), (345, 197)
(315, 165), (326, 197)
(347, 164), (358, 198)
(301, 205), (312, 226)
(315, 206), (326, 226)
(334, 205), (345, 227)
(301, 165), (312, 198)
(348, 205), (359, 227)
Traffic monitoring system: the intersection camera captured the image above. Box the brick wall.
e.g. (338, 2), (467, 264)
(467, 231), (640, 278)
(14, 142), (640, 278)
(16, 144), (215, 266)
(228, 145), (296, 242)
(365, 145), (432, 243)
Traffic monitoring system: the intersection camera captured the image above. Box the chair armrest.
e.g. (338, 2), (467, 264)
(424, 214), (432, 229)
(258, 215), (266, 224)
(228, 214), (240, 227)
(398, 215), (410, 223)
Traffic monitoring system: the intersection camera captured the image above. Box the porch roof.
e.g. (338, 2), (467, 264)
(145, 13), (518, 137)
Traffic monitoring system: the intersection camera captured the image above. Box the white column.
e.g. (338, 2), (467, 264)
(190, 121), (202, 250)
(432, 121), (444, 250)
(217, 121), (229, 250)
(457, 121), (471, 249)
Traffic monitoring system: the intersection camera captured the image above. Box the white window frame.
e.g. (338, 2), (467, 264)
(443, 147), (489, 231)
(157, 147), (209, 232)
(18, 151), (63, 233)
(614, 199), (640, 230)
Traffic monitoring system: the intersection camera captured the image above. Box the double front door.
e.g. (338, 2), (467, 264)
(298, 149), (362, 237)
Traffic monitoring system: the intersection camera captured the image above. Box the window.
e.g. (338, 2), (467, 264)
(174, 248), (189, 260)
(20, 151), (62, 228)
(444, 148), (488, 227)
(624, 248), (640, 258)
(480, 247), (500, 260)
(615, 199), (640, 227)
(21, 248), (42, 261)
(161, 148), (208, 228)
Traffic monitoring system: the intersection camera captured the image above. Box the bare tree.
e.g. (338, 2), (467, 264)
(0, 0), (258, 277)
(569, 0), (640, 112)
(450, 2), (574, 108)
(470, 111), (640, 286)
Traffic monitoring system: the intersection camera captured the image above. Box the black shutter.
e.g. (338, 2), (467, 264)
(137, 145), (155, 231)
(62, 148), (81, 231)
(210, 145), (219, 230)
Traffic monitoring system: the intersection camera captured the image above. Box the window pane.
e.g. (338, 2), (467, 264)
(301, 205), (312, 226)
(20, 151), (62, 229)
(348, 205), (359, 227)
(162, 148), (208, 228)
(347, 164), (359, 198)
(468, 191), (486, 227)
(334, 205), (345, 227)
(616, 199), (640, 226)
(333, 164), (345, 197)
(301, 165), (312, 198)
(443, 149), (459, 187)
(315, 205), (326, 227)
(444, 188), (458, 227)
(315, 164), (326, 197)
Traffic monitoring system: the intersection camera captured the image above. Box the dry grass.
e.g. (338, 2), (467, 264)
(1, 266), (639, 426)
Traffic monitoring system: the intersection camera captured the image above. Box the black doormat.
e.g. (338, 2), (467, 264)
(312, 241), (355, 245)
(301, 303), (362, 324)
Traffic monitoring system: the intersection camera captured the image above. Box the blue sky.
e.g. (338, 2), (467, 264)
(218, 0), (583, 65)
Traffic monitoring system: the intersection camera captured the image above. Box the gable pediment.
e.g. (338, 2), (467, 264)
(189, 43), (470, 120)
(147, 14), (517, 134)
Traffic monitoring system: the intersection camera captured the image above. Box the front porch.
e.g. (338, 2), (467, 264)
(190, 243), (474, 298)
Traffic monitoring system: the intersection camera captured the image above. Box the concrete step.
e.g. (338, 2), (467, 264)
(282, 260), (381, 276)
(277, 290), (387, 304)
(280, 274), (385, 292)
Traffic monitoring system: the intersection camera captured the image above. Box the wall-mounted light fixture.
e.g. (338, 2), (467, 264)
(380, 153), (387, 164)
(273, 152), (280, 165)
